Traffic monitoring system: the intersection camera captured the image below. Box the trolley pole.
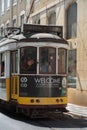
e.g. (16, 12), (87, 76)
(10, 0), (13, 27)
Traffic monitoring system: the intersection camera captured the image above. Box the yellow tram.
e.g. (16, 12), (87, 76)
(0, 24), (68, 116)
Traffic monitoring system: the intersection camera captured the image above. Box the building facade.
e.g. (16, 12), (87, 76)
(27, 0), (87, 107)
(0, 0), (26, 37)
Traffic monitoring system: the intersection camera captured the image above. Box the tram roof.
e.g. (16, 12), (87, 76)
(0, 24), (68, 46)
(0, 33), (68, 47)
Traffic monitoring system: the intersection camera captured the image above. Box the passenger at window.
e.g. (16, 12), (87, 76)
(41, 61), (52, 73)
(27, 57), (36, 74)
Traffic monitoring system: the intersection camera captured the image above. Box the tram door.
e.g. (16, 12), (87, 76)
(10, 51), (18, 99)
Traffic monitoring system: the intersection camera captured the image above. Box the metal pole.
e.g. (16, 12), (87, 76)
(10, 0), (13, 27)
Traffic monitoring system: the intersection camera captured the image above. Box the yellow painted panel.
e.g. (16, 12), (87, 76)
(11, 75), (19, 99)
(6, 78), (10, 101)
(18, 97), (67, 105)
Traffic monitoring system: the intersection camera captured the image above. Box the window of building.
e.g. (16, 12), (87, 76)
(68, 49), (77, 88)
(12, 0), (17, 6)
(33, 19), (40, 24)
(35, 0), (40, 3)
(37, 19), (40, 24)
(32, 14), (40, 24)
(47, 11), (56, 25)
(11, 51), (18, 73)
(13, 19), (16, 27)
(7, 0), (10, 9)
(66, 2), (77, 39)
(0, 27), (4, 37)
(39, 47), (56, 74)
(13, 0), (17, 4)
(58, 48), (67, 74)
(6, 23), (10, 28)
(20, 14), (24, 27)
(1, 0), (4, 13)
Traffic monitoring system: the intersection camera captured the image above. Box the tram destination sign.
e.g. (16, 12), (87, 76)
(23, 24), (63, 37)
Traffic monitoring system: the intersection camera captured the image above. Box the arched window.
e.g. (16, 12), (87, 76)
(47, 11), (56, 25)
(34, 19), (40, 24)
(7, 0), (10, 9)
(37, 19), (40, 24)
(66, 2), (77, 39)
(32, 15), (40, 24)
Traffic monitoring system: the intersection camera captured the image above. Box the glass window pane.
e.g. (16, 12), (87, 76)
(1, 0), (4, 12)
(58, 48), (67, 74)
(13, 0), (17, 4)
(0, 53), (5, 76)
(67, 3), (77, 39)
(20, 47), (37, 74)
(68, 49), (77, 88)
(15, 51), (18, 73)
(11, 51), (18, 73)
(47, 12), (56, 25)
(7, 0), (10, 9)
(39, 47), (56, 74)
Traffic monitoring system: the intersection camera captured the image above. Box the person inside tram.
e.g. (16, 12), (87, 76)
(27, 57), (36, 74)
(41, 61), (52, 73)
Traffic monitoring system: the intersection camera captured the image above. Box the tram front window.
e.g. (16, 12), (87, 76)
(58, 48), (67, 74)
(20, 47), (37, 74)
(39, 47), (56, 74)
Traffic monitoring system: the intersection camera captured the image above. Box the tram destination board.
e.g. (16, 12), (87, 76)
(23, 24), (63, 37)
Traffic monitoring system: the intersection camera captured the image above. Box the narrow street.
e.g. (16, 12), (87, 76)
(0, 110), (87, 130)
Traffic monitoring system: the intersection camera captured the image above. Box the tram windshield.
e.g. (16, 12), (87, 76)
(20, 47), (67, 74)
(39, 47), (56, 74)
(20, 47), (37, 74)
(58, 48), (67, 74)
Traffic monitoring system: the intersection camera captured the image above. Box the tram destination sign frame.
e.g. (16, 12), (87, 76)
(23, 24), (63, 37)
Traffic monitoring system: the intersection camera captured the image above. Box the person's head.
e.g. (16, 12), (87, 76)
(27, 58), (34, 66)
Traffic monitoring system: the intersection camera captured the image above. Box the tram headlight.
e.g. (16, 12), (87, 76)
(62, 77), (66, 88)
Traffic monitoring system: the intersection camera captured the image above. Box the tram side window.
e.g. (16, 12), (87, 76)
(58, 48), (67, 74)
(11, 51), (18, 73)
(39, 47), (56, 74)
(0, 53), (5, 76)
(20, 47), (37, 74)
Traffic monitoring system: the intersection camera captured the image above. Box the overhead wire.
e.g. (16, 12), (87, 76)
(26, 0), (35, 23)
